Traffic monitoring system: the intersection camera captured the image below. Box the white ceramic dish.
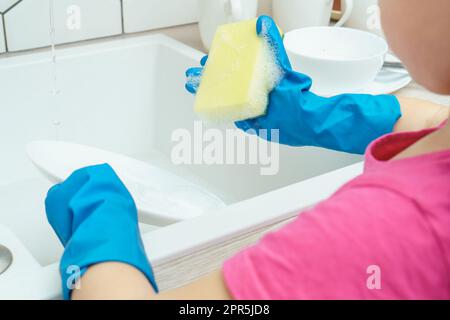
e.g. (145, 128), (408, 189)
(285, 27), (389, 96)
(385, 52), (402, 64)
(27, 141), (226, 226)
(316, 67), (412, 97)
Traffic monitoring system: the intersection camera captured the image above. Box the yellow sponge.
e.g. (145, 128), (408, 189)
(194, 18), (281, 123)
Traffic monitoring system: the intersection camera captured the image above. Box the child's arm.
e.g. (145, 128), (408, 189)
(394, 96), (449, 132)
(71, 263), (155, 300)
(71, 264), (231, 300)
(45, 165), (158, 300)
(187, 17), (449, 155)
(45, 164), (230, 300)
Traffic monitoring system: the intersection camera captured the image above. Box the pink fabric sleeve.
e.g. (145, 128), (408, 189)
(223, 184), (448, 300)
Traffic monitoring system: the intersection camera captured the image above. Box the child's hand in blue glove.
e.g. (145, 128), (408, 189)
(45, 164), (157, 299)
(186, 16), (401, 154)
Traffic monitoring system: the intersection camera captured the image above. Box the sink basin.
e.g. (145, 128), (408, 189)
(0, 34), (361, 298)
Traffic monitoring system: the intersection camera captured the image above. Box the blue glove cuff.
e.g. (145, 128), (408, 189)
(237, 89), (402, 155)
(60, 206), (158, 300)
(304, 93), (402, 154)
(47, 164), (158, 300)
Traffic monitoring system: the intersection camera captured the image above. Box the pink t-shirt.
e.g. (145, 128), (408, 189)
(223, 123), (450, 300)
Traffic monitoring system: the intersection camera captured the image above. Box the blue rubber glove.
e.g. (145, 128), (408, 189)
(186, 16), (402, 154)
(45, 164), (157, 300)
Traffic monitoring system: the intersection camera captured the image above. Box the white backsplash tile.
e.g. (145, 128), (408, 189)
(0, 17), (5, 52)
(123, 0), (198, 33)
(4, 0), (50, 51)
(55, 0), (122, 44)
(0, 0), (19, 12)
(5, 0), (122, 52)
(1, 0), (203, 53)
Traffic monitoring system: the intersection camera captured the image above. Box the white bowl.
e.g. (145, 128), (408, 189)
(284, 27), (389, 96)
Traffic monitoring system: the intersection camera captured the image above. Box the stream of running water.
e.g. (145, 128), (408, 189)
(49, 0), (61, 140)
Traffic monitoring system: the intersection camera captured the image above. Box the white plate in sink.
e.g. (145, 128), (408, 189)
(26, 141), (226, 226)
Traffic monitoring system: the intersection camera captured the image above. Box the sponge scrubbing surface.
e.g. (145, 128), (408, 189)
(194, 18), (281, 123)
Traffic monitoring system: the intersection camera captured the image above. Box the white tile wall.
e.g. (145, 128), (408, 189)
(0, 17), (5, 52)
(5, 0), (122, 52)
(0, 0), (19, 12)
(4, 0), (51, 51)
(0, 0), (205, 53)
(56, 0), (122, 44)
(123, 0), (198, 33)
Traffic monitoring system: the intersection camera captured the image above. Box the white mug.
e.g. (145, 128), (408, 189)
(342, 0), (385, 37)
(273, 0), (354, 32)
(198, 0), (258, 51)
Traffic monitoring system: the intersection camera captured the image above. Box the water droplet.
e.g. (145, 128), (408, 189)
(50, 88), (61, 96)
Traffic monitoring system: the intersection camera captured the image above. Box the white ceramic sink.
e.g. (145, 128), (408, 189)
(0, 34), (362, 299)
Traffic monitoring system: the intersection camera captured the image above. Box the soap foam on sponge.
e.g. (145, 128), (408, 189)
(194, 18), (282, 123)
